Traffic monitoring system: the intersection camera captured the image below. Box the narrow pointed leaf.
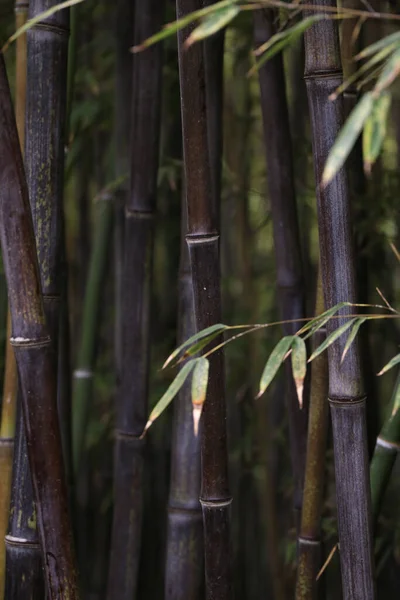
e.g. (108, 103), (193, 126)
(373, 48), (400, 95)
(356, 30), (400, 60)
(2, 0), (85, 52)
(378, 353), (400, 376)
(144, 360), (198, 433)
(163, 323), (228, 368)
(341, 317), (367, 363)
(183, 330), (224, 360)
(185, 6), (240, 47)
(322, 93), (374, 186)
(191, 357), (209, 436)
(298, 301), (350, 335)
(250, 15), (323, 75)
(309, 318), (357, 362)
(132, 0), (237, 52)
(291, 336), (307, 408)
(363, 93), (391, 175)
(257, 336), (294, 399)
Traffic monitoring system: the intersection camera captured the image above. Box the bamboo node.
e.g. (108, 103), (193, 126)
(200, 498), (232, 508)
(73, 368), (93, 379)
(5, 534), (40, 548)
(10, 335), (50, 349)
(376, 436), (400, 452)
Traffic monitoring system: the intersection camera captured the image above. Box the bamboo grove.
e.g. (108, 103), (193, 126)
(3, 0), (400, 598)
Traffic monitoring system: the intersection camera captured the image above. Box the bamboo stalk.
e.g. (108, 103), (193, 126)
(72, 195), (114, 476)
(165, 194), (204, 600)
(106, 2), (165, 598)
(296, 273), (329, 600)
(0, 50), (79, 599)
(177, 1), (233, 597)
(370, 371), (400, 524)
(254, 7), (308, 520)
(0, 3), (28, 597)
(303, 2), (376, 598)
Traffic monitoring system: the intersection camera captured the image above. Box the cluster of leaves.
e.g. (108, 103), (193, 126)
(145, 301), (400, 436)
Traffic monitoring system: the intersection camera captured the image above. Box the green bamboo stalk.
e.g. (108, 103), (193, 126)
(296, 272), (329, 600)
(177, 0), (233, 597)
(0, 50), (79, 599)
(72, 195), (114, 477)
(106, 2), (165, 598)
(370, 371), (400, 524)
(0, 3), (28, 597)
(254, 7), (308, 521)
(303, 2), (376, 598)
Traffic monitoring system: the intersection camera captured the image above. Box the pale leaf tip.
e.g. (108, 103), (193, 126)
(295, 381), (304, 409)
(193, 406), (202, 436)
(141, 419), (153, 438)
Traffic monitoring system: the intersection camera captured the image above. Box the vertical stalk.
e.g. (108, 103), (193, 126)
(106, 2), (164, 598)
(0, 2), (28, 597)
(0, 51), (79, 599)
(165, 201), (204, 600)
(254, 7), (308, 519)
(303, 3), (376, 598)
(177, 1), (233, 597)
(296, 273), (329, 600)
(72, 194), (113, 475)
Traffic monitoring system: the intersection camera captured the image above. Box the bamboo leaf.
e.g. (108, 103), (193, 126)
(309, 318), (358, 362)
(373, 47), (400, 95)
(378, 353), (400, 376)
(356, 30), (400, 60)
(257, 336), (294, 399)
(250, 15), (323, 76)
(132, 0), (237, 52)
(191, 357), (209, 436)
(163, 323), (228, 368)
(183, 330), (224, 360)
(322, 93), (374, 186)
(291, 337), (307, 408)
(298, 301), (350, 335)
(363, 93), (391, 175)
(185, 6), (240, 47)
(341, 317), (367, 363)
(2, 0), (85, 52)
(143, 360), (198, 434)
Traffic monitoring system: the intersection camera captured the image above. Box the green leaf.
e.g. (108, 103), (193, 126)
(378, 353), (400, 377)
(191, 357), (210, 435)
(185, 6), (240, 47)
(322, 93), (374, 186)
(257, 336), (294, 399)
(356, 30), (400, 61)
(363, 93), (391, 175)
(299, 302), (350, 336)
(250, 15), (323, 76)
(2, 0), (85, 52)
(132, 0), (238, 52)
(373, 47), (400, 95)
(309, 318), (358, 362)
(163, 323), (227, 368)
(341, 317), (367, 363)
(291, 337), (307, 408)
(143, 360), (198, 434)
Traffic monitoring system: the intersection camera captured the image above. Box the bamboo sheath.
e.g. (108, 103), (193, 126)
(303, 3), (376, 598)
(0, 2), (28, 597)
(177, 1), (233, 598)
(296, 273), (329, 600)
(106, 2), (164, 598)
(254, 7), (308, 520)
(0, 52), (79, 599)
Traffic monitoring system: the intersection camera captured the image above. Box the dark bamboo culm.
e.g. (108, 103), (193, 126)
(254, 8), (308, 519)
(0, 53), (79, 599)
(6, 1), (71, 597)
(177, 1), (233, 598)
(106, 2), (165, 598)
(0, 2), (28, 596)
(341, 0), (378, 456)
(296, 273), (329, 600)
(165, 199), (204, 600)
(303, 2), (376, 598)
(114, 0), (133, 392)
